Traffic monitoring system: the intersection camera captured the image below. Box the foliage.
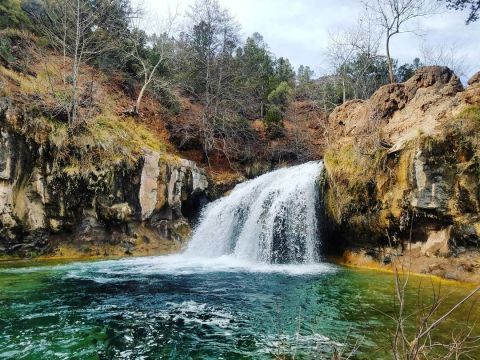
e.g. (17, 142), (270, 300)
(396, 58), (423, 82)
(296, 65), (315, 100)
(338, 53), (391, 100)
(272, 57), (295, 86)
(0, 0), (31, 29)
(439, 0), (480, 23)
(267, 81), (293, 112)
(0, 36), (13, 64)
(153, 83), (181, 115)
(0, 28), (37, 73)
(264, 105), (284, 139)
(235, 32), (275, 118)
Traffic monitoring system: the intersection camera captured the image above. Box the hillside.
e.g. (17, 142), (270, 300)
(0, 29), (324, 259)
(0, 32), (211, 258)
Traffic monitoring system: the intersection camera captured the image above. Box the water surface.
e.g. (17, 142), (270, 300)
(0, 256), (478, 359)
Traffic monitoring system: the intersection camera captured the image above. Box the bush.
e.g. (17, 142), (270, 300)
(152, 83), (181, 115)
(0, 0), (32, 30)
(214, 113), (259, 162)
(0, 36), (14, 64)
(264, 105), (284, 139)
(0, 28), (37, 72)
(267, 81), (293, 112)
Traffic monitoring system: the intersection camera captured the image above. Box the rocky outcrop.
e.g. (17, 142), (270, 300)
(0, 100), (209, 257)
(323, 67), (480, 279)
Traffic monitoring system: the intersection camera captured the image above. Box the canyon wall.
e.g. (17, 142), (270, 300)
(0, 98), (209, 258)
(322, 66), (480, 280)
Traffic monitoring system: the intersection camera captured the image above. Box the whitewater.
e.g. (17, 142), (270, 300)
(186, 161), (324, 264)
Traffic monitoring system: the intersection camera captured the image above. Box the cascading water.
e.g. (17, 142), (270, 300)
(186, 161), (324, 264)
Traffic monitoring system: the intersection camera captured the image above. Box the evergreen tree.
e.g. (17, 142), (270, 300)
(236, 32), (274, 118)
(396, 58), (422, 82)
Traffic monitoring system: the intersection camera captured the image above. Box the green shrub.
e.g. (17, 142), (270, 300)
(267, 81), (293, 112)
(0, 28), (37, 72)
(0, 36), (14, 64)
(0, 0), (32, 30)
(264, 105), (284, 139)
(153, 84), (181, 115)
(456, 105), (480, 123)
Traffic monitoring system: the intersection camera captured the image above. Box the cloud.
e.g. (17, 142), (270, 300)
(136, 0), (480, 78)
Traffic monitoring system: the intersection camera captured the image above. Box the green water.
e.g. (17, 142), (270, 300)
(0, 256), (478, 359)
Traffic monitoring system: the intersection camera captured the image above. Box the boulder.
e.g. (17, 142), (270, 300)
(421, 227), (452, 257)
(468, 71), (480, 86)
(139, 150), (161, 220)
(98, 203), (133, 223)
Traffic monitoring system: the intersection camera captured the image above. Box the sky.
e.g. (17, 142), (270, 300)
(137, 0), (480, 80)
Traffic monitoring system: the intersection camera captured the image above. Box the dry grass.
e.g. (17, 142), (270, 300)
(91, 113), (165, 157)
(209, 169), (243, 184)
(45, 112), (168, 176)
(456, 105), (480, 123)
(323, 143), (387, 223)
(1, 53), (171, 176)
(0, 66), (45, 94)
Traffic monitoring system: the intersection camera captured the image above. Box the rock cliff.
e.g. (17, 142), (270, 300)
(0, 98), (209, 258)
(323, 67), (480, 280)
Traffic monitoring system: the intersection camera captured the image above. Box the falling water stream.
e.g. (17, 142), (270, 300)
(0, 162), (477, 359)
(186, 162), (323, 263)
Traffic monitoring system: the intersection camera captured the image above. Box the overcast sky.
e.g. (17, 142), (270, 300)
(138, 0), (480, 80)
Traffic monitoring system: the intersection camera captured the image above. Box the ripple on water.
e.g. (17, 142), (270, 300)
(0, 256), (478, 360)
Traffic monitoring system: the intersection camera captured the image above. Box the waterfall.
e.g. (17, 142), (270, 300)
(186, 161), (324, 264)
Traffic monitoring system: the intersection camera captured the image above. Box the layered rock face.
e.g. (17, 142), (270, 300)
(0, 100), (208, 257)
(323, 67), (480, 272)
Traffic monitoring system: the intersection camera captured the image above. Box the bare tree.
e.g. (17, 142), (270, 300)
(326, 14), (385, 102)
(29, 0), (130, 128)
(128, 9), (179, 115)
(176, 0), (242, 165)
(365, 0), (437, 83)
(420, 41), (469, 77)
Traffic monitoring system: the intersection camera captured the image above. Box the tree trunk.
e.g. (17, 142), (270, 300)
(70, 0), (81, 127)
(386, 35), (395, 84)
(134, 84), (147, 114)
(133, 58), (163, 115)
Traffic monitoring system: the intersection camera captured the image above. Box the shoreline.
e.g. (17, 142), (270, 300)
(0, 243), (182, 266)
(330, 249), (480, 284)
(1, 249), (479, 286)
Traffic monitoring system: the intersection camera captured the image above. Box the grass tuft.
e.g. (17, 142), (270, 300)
(324, 144), (387, 223)
(455, 105), (480, 123)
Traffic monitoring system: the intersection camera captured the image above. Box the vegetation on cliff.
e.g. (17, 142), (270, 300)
(3, 0), (471, 177)
(0, 0), (479, 264)
(322, 66), (480, 280)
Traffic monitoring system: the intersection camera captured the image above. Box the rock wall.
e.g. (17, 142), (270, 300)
(322, 67), (480, 271)
(0, 99), (209, 257)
